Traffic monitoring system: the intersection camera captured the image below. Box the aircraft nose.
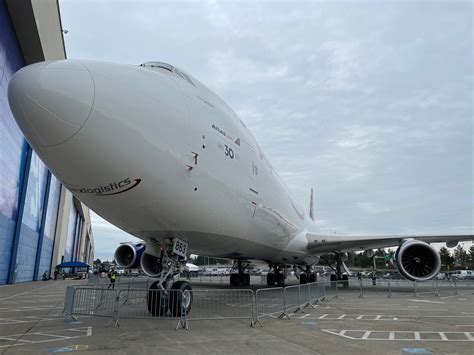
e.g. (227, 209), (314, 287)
(8, 60), (94, 147)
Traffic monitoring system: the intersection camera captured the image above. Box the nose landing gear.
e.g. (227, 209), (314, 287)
(146, 238), (193, 317)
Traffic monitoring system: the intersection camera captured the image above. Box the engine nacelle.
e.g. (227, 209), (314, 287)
(140, 252), (162, 277)
(395, 240), (441, 282)
(446, 240), (458, 248)
(364, 249), (374, 258)
(114, 243), (145, 269)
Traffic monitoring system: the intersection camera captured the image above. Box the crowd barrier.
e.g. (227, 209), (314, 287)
(64, 278), (471, 330)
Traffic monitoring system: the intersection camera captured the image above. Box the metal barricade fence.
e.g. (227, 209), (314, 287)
(354, 278), (451, 298)
(357, 278), (393, 298)
(63, 286), (76, 321)
(308, 281), (325, 304)
(87, 275), (151, 288)
(186, 289), (255, 326)
(72, 287), (118, 318)
(117, 288), (187, 329)
(116, 288), (150, 317)
(255, 287), (286, 321)
(284, 284), (304, 314)
(413, 280), (440, 297)
(65, 277), (470, 329)
(299, 283), (311, 308)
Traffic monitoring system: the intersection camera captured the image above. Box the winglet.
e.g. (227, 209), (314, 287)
(309, 188), (314, 221)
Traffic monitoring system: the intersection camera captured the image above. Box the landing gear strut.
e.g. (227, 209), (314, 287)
(328, 252), (349, 288)
(230, 259), (250, 286)
(298, 265), (317, 284)
(266, 264), (285, 287)
(146, 239), (193, 317)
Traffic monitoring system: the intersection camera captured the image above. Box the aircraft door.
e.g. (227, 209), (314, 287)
(241, 138), (262, 219)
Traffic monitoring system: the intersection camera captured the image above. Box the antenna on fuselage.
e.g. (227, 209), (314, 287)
(309, 188), (314, 221)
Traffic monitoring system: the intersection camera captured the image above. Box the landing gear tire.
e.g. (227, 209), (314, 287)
(309, 273), (316, 283)
(148, 281), (167, 317)
(299, 273), (308, 284)
(267, 273), (275, 286)
(275, 273), (285, 287)
(230, 273), (250, 286)
(147, 281), (193, 317)
(230, 273), (239, 286)
(243, 273), (250, 286)
(170, 281), (193, 316)
(267, 272), (284, 286)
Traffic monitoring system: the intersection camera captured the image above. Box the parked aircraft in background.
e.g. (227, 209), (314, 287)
(8, 60), (473, 315)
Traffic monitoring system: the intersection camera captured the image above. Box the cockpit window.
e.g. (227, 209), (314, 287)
(140, 62), (195, 86)
(140, 62), (174, 72)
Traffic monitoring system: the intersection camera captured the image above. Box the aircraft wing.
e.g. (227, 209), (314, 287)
(305, 233), (474, 254)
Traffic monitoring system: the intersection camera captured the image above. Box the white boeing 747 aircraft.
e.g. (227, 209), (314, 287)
(8, 60), (472, 315)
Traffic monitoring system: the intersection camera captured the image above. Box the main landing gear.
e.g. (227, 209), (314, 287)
(266, 264), (285, 287)
(327, 252), (349, 288)
(298, 265), (317, 284)
(230, 259), (250, 286)
(146, 240), (193, 317)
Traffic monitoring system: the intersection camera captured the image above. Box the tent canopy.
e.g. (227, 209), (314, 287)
(56, 261), (90, 269)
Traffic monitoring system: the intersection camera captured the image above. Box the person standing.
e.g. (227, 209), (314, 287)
(107, 269), (117, 289)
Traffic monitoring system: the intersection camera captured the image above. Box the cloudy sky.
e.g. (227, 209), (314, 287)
(59, 0), (472, 261)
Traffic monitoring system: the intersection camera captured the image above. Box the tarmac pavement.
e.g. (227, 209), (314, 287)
(0, 278), (472, 354)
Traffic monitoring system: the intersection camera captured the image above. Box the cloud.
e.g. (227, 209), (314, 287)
(208, 50), (289, 89)
(357, 202), (391, 215)
(90, 211), (141, 261)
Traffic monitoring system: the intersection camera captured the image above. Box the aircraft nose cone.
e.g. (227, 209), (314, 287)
(8, 60), (94, 147)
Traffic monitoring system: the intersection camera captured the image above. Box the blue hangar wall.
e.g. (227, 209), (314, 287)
(0, 1), (85, 284)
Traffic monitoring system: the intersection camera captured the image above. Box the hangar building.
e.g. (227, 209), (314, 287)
(0, 0), (94, 284)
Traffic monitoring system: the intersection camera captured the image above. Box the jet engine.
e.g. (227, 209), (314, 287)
(140, 252), (162, 277)
(114, 243), (145, 269)
(395, 240), (441, 282)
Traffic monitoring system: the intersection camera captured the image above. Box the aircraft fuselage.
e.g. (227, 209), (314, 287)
(8, 60), (315, 264)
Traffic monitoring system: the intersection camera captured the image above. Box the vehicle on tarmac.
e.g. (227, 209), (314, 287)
(449, 270), (473, 280)
(8, 60), (473, 316)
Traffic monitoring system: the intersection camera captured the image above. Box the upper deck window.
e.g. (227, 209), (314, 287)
(140, 62), (195, 86)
